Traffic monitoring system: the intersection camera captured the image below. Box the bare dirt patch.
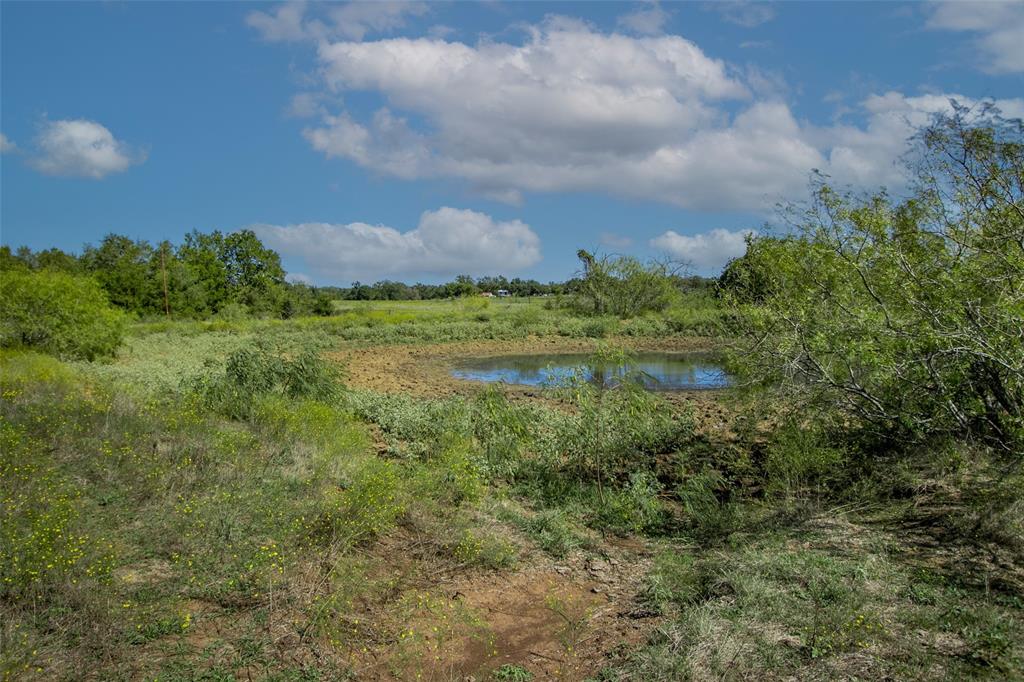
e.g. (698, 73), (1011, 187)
(332, 336), (732, 427)
(348, 529), (662, 681)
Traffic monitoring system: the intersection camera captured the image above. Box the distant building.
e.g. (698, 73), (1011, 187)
(496, 289), (510, 297)
(480, 291), (495, 298)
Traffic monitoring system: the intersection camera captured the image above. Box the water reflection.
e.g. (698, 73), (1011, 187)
(450, 352), (731, 390)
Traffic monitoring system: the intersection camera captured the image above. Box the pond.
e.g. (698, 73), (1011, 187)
(450, 352), (732, 391)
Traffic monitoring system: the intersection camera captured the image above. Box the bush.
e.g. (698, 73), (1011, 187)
(191, 341), (342, 419)
(317, 458), (405, 545)
(764, 422), (847, 500)
(0, 270), (126, 360)
(572, 251), (680, 318)
(594, 471), (665, 534)
(729, 108), (1023, 455)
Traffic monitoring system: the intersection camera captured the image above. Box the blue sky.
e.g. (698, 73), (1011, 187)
(2, 1), (1022, 285)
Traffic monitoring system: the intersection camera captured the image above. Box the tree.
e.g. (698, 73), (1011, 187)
(0, 270), (127, 360)
(81, 234), (153, 313)
(729, 104), (1023, 454)
(572, 251), (681, 318)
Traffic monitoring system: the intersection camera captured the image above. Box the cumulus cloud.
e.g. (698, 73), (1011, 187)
(926, 1), (1024, 74)
(265, 15), (1021, 211)
(246, 0), (309, 42)
(247, 1), (429, 43)
(29, 119), (143, 179)
(0, 133), (15, 153)
(617, 2), (670, 36)
(286, 272), (314, 285)
(650, 227), (755, 272)
(329, 1), (429, 41)
(704, 1), (776, 28)
(811, 92), (1024, 189)
(253, 207), (541, 282)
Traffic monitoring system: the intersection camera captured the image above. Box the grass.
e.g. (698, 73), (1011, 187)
(613, 514), (1023, 680)
(2, 297), (1022, 680)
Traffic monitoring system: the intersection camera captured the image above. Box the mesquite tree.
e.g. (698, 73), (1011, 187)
(726, 104), (1022, 455)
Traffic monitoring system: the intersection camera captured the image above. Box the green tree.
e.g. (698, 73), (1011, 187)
(573, 251), (680, 317)
(0, 270), (127, 360)
(730, 104), (1023, 454)
(81, 234), (153, 313)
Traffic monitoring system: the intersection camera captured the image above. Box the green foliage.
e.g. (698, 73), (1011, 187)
(317, 458), (405, 545)
(552, 346), (691, 496)
(764, 422), (847, 500)
(492, 663), (534, 681)
(641, 552), (707, 613)
(0, 269), (127, 360)
(572, 251), (681, 318)
(594, 471), (665, 534)
(191, 341), (342, 419)
(729, 107), (1024, 455)
(450, 528), (518, 569)
(673, 466), (739, 540)
(471, 386), (532, 478)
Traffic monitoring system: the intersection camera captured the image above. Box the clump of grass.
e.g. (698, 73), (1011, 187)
(492, 663), (534, 681)
(317, 458), (406, 546)
(450, 529), (518, 569)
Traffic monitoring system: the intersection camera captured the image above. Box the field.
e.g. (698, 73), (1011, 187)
(2, 295), (1021, 681)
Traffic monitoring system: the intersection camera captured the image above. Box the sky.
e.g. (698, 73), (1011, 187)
(1, 1), (1022, 285)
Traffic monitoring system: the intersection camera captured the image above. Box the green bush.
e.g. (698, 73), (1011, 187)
(190, 341), (342, 419)
(317, 458), (405, 545)
(594, 471), (665, 534)
(0, 270), (126, 360)
(764, 423), (846, 499)
(730, 109), (1023, 455)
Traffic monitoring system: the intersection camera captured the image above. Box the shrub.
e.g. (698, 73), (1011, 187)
(0, 270), (126, 360)
(317, 458), (405, 545)
(730, 108), (1023, 455)
(764, 423), (846, 500)
(572, 251), (680, 318)
(191, 341), (342, 419)
(594, 471), (665, 534)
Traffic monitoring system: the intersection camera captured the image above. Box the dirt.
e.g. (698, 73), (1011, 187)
(331, 336), (733, 428)
(351, 541), (661, 681)
(321, 336), (732, 679)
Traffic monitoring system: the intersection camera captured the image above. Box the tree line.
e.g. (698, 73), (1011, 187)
(1, 230), (335, 320)
(2, 231), (719, 318)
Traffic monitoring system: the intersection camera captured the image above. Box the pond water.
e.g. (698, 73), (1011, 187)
(450, 352), (732, 391)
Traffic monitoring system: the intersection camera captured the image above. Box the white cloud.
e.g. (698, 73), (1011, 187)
(286, 272), (314, 285)
(329, 1), (429, 41)
(247, 1), (429, 43)
(253, 207), (541, 282)
(926, 1), (1024, 74)
(811, 92), (1024, 190)
(246, 1), (310, 42)
(0, 133), (15, 153)
(29, 119), (143, 179)
(617, 2), (670, 36)
(650, 228), (755, 272)
(599, 232), (634, 249)
(272, 16), (1022, 211)
(704, 1), (776, 28)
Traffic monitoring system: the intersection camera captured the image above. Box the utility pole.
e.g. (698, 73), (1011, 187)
(161, 244), (170, 317)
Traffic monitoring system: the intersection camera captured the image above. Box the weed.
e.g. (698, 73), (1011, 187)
(491, 663), (534, 680)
